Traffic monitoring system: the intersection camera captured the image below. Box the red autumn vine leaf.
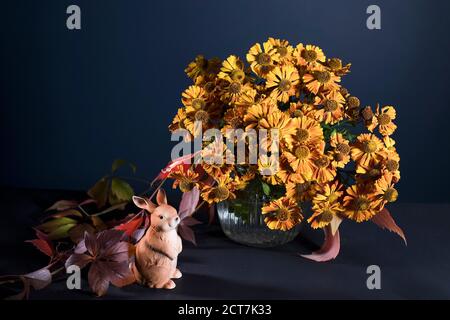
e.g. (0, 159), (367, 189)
(372, 208), (407, 245)
(115, 212), (146, 237)
(177, 187), (202, 245)
(25, 229), (54, 257)
(300, 225), (341, 262)
(178, 216), (202, 245)
(65, 230), (135, 296)
(152, 152), (201, 184)
(178, 187), (200, 219)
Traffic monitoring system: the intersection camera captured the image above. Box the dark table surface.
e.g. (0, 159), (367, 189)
(0, 187), (449, 300)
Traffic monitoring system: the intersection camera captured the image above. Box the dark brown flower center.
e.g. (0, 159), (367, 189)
(315, 71), (331, 83)
(384, 188), (398, 202)
(179, 180), (195, 193)
(229, 81), (242, 94)
(353, 197), (370, 211)
(257, 53), (272, 65)
(320, 210), (334, 223)
(368, 168), (381, 178)
(296, 128), (310, 142)
(315, 155), (330, 168)
(324, 100), (338, 112)
(277, 46), (288, 57)
(196, 56), (208, 69)
(192, 98), (205, 110)
(204, 82), (216, 93)
(302, 49), (318, 62)
(277, 208), (290, 221)
(195, 110), (210, 122)
(362, 140), (378, 153)
(336, 143), (350, 155)
(386, 159), (399, 172)
(340, 87), (349, 96)
(334, 152), (345, 162)
(361, 106), (373, 121)
(213, 186), (230, 201)
(259, 65), (273, 74)
(328, 58), (342, 70)
(278, 79), (292, 92)
(378, 113), (391, 126)
(347, 96), (360, 108)
(294, 145), (310, 160)
(293, 110), (304, 117)
(295, 182), (311, 193)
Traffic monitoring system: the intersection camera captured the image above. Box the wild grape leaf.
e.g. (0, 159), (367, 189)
(64, 230), (134, 297)
(180, 216), (202, 227)
(6, 268), (53, 300)
(152, 152), (200, 184)
(25, 268), (52, 290)
(109, 178), (134, 205)
(330, 215), (343, 236)
(26, 239), (53, 257)
(301, 225), (341, 262)
(69, 223), (96, 243)
(88, 176), (109, 208)
(47, 223), (77, 240)
(45, 199), (96, 212)
(37, 217), (78, 240)
(26, 229), (54, 257)
(372, 208), (407, 245)
(178, 187), (200, 219)
(37, 217), (78, 232)
(48, 209), (83, 219)
(90, 215), (107, 231)
(178, 224), (197, 245)
(115, 212), (145, 237)
(45, 200), (79, 212)
(112, 159), (127, 173)
(65, 253), (93, 270)
(132, 228), (146, 242)
(88, 262), (110, 297)
(111, 159), (137, 174)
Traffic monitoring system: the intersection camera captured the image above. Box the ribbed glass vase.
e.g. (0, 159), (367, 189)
(217, 194), (301, 247)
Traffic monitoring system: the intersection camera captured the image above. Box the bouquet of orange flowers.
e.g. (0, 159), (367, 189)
(168, 37), (400, 235)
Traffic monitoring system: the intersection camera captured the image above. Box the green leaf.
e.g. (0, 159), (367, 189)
(109, 178), (134, 205)
(37, 217), (78, 233)
(261, 182), (271, 196)
(48, 209), (83, 219)
(112, 159), (137, 174)
(47, 223), (77, 240)
(112, 159), (127, 173)
(88, 177), (109, 208)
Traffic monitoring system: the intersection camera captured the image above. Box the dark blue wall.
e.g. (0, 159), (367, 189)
(1, 0), (449, 202)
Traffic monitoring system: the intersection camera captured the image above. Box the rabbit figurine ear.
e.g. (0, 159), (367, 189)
(132, 196), (156, 213)
(156, 189), (167, 205)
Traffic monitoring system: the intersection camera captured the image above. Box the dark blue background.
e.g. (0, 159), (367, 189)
(1, 0), (449, 202)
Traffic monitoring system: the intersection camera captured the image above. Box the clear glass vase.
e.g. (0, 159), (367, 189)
(217, 194), (301, 247)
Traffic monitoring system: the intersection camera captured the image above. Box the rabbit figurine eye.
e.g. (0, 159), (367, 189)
(159, 215), (164, 220)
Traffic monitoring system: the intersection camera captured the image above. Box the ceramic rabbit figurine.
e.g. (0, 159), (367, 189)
(131, 189), (182, 289)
